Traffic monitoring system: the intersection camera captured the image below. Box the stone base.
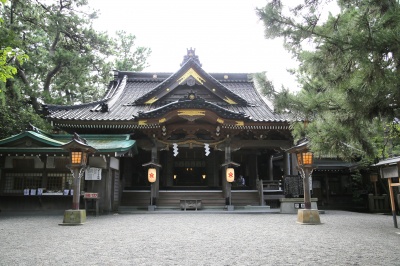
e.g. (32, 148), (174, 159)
(280, 198), (318, 214)
(297, 209), (321, 225)
(59, 210), (86, 226)
(226, 205), (234, 211)
(148, 205), (156, 211)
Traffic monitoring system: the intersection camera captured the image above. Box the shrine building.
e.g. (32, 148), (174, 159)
(0, 49), (357, 212)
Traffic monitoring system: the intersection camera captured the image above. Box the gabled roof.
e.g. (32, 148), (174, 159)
(0, 130), (64, 147)
(132, 58), (248, 106)
(43, 51), (292, 132)
(0, 131), (137, 155)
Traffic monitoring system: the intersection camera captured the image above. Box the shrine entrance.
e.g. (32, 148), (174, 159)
(160, 147), (223, 189)
(172, 164), (207, 186)
(171, 147), (207, 187)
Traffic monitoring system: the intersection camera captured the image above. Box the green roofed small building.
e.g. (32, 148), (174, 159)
(0, 125), (137, 211)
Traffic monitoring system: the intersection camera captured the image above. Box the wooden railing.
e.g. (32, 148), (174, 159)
(257, 180), (284, 206)
(368, 194), (390, 213)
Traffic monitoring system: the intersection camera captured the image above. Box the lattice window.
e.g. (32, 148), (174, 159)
(24, 174), (42, 189)
(0, 172), (73, 194)
(1, 173), (41, 193)
(47, 174), (64, 191)
(47, 173), (73, 191)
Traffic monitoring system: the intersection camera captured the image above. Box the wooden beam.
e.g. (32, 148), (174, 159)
(231, 140), (292, 149)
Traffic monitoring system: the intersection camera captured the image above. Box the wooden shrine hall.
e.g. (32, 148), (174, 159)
(0, 49), (296, 212)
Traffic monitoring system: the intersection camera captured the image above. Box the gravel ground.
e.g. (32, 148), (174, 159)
(0, 210), (399, 266)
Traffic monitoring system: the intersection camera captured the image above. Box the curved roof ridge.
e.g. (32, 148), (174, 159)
(43, 99), (106, 112)
(106, 75), (128, 109)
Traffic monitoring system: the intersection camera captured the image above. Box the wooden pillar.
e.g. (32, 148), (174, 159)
(151, 146), (159, 199)
(104, 158), (112, 213)
(388, 178), (398, 228)
(283, 152), (290, 177)
(291, 154), (298, 176)
(268, 155), (274, 181)
(223, 142), (231, 198)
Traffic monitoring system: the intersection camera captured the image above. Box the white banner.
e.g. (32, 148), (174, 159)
(85, 167), (102, 180)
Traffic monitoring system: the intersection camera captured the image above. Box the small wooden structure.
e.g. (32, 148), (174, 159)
(373, 157), (400, 228)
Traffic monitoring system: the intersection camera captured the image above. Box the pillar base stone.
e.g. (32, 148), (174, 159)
(59, 209), (86, 226)
(297, 209), (321, 225)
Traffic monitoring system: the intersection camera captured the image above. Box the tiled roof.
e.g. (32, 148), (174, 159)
(43, 60), (292, 125)
(0, 131), (137, 154)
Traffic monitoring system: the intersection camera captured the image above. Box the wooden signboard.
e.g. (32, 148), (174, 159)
(84, 192), (98, 199)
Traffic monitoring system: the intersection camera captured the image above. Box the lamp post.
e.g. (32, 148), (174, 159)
(287, 139), (321, 225)
(226, 167), (235, 210)
(148, 168), (156, 208)
(60, 133), (96, 225)
(296, 151), (313, 210)
(295, 149), (321, 224)
(221, 161), (240, 211)
(142, 162), (162, 211)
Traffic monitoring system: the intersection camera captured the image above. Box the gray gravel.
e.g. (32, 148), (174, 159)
(0, 210), (399, 266)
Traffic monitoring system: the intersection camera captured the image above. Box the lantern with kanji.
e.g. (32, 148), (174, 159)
(148, 168), (157, 183)
(226, 168), (235, 183)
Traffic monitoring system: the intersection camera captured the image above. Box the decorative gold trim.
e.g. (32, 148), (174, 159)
(155, 137), (228, 146)
(145, 97), (158, 104)
(224, 96), (237, 105)
(138, 120), (148, 126)
(217, 118), (224, 124)
(177, 109), (205, 117)
(159, 118), (166, 123)
(177, 68), (206, 85)
(235, 121), (244, 126)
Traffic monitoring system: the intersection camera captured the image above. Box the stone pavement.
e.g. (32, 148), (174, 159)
(0, 210), (399, 266)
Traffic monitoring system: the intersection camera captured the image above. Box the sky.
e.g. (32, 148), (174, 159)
(88, 0), (300, 91)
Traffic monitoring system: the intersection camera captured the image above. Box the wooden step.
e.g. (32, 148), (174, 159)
(121, 190), (262, 207)
(158, 191), (225, 207)
(231, 191), (260, 206)
(121, 191), (150, 207)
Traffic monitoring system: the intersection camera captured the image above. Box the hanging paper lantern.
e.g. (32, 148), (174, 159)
(226, 168), (235, 183)
(148, 168), (157, 183)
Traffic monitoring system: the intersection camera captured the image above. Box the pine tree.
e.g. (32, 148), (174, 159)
(257, 0), (400, 160)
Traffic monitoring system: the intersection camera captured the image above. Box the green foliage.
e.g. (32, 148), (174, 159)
(257, 0), (400, 161)
(0, 1), (28, 86)
(0, 47), (22, 82)
(114, 30), (151, 72)
(0, 0), (150, 138)
(0, 95), (51, 139)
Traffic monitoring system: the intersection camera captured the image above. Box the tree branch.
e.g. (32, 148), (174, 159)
(43, 62), (63, 93)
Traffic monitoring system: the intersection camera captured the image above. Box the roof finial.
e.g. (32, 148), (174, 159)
(180, 48), (202, 67)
